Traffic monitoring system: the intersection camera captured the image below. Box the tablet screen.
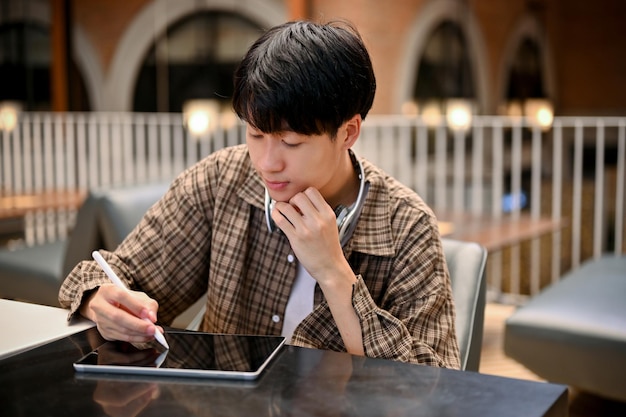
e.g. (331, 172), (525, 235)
(73, 331), (285, 380)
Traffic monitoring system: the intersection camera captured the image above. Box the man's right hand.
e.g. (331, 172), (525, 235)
(80, 284), (164, 343)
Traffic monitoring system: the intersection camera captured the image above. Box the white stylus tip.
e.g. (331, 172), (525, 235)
(154, 328), (169, 350)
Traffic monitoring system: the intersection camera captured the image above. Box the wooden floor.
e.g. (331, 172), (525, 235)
(479, 303), (626, 417)
(479, 302), (544, 381)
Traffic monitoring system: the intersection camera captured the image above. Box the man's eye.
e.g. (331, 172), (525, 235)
(283, 141), (301, 148)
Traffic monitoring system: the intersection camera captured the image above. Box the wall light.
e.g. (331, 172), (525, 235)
(501, 98), (553, 130)
(401, 100), (419, 117)
(446, 99), (473, 132)
(0, 101), (22, 132)
(183, 99), (220, 137)
(420, 101), (443, 128)
(502, 100), (523, 121)
(524, 98), (553, 130)
(415, 99), (474, 131)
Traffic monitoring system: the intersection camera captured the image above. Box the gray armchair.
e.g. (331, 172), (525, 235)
(0, 192), (101, 307)
(95, 183), (170, 249)
(442, 238), (488, 371)
(504, 255), (626, 402)
(0, 183), (169, 307)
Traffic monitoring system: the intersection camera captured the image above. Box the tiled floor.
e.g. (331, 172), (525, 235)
(480, 303), (626, 417)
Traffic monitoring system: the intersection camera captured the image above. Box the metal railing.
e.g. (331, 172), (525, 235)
(1, 112), (624, 301)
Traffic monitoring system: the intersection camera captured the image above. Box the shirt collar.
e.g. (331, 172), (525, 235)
(238, 162), (265, 210)
(347, 160), (396, 257)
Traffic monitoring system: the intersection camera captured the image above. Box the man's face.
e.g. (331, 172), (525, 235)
(246, 123), (346, 203)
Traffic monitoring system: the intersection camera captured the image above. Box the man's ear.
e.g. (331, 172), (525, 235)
(341, 114), (362, 149)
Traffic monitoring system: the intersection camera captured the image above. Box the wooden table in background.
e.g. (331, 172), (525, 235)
(0, 189), (86, 242)
(437, 210), (563, 253)
(0, 189), (86, 219)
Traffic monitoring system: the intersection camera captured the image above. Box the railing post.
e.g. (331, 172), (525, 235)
(572, 120), (584, 268)
(530, 125), (542, 295)
(551, 120), (563, 283)
(452, 129), (466, 212)
(470, 120), (484, 216)
(615, 121), (625, 255)
(593, 120), (605, 259)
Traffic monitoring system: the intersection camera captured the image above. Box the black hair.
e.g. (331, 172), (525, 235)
(232, 20), (376, 138)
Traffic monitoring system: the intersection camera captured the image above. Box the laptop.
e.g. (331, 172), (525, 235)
(73, 331), (285, 381)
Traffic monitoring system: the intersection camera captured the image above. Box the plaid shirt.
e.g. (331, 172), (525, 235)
(59, 144), (460, 368)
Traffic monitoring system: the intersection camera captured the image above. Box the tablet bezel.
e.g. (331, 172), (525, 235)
(73, 331), (286, 381)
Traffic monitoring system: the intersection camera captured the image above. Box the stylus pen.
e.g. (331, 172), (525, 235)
(91, 250), (170, 350)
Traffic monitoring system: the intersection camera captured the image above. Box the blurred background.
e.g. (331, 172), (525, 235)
(1, 0), (624, 116)
(1, 0), (625, 297)
(1, 0), (625, 299)
(1, 2), (625, 412)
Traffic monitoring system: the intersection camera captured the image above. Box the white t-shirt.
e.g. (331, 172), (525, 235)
(281, 262), (316, 343)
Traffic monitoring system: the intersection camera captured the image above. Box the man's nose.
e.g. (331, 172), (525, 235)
(258, 139), (284, 172)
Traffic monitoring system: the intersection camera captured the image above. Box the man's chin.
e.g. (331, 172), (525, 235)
(266, 186), (299, 203)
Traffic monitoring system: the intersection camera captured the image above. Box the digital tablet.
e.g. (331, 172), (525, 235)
(73, 331), (286, 381)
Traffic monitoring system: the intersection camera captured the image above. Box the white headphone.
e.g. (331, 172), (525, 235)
(265, 150), (369, 246)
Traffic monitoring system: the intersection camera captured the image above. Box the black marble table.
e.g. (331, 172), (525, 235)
(0, 327), (567, 417)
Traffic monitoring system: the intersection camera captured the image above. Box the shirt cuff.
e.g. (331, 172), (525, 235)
(351, 274), (378, 320)
(65, 276), (110, 322)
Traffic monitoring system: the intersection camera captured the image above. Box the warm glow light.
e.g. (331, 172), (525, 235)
(505, 101), (523, 120)
(524, 98), (554, 130)
(446, 99), (473, 132)
(536, 107), (554, 128)
(421, 101), (443, 128)
(0, 101), (21, 132)
(183, 99), (220, 136)
(188, 112), (209, 134)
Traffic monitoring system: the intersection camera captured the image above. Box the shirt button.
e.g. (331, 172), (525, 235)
(272, 315), (281, 323)
(287, 254), (295, 263)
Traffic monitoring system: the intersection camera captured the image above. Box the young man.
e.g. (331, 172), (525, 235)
(59, 20), (460, 368)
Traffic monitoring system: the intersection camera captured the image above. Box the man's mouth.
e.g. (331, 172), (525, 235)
(264, 179), (289, 191)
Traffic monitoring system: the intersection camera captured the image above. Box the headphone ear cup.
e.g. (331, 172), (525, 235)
(334, 205), (349, 230)
(334, 205), (347, 219)
(265, 188), (277, 233)
(335, 205), (351, 243)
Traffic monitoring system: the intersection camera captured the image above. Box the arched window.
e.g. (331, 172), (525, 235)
(414, 21), (475, 101)
(506, 38), (545, 100)
(0, 22), (51, 110)
(501, 37), (552, 129)
(0, 21), (91, 111)
(132, 11), (262, 113)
